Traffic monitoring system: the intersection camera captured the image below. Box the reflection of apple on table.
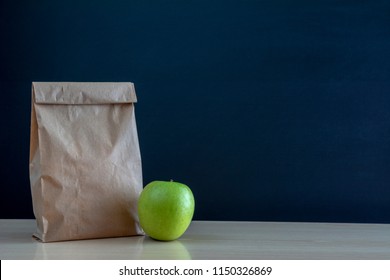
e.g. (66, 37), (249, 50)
(139, 237), (192, 259)
(138, 180), (195, 241)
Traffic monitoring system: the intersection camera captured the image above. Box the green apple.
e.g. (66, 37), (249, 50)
(138, 180), (195, 241)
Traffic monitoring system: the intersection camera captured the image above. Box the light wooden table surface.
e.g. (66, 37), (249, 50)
(1, 219), (389, 259)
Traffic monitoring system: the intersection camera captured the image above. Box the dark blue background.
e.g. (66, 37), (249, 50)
(1, 0), (390, 222)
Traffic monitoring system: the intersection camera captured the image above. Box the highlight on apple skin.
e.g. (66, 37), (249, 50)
(137, 180), (195, 241)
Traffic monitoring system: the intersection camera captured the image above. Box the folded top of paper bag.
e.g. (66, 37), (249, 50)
(32, 82), (137, 104)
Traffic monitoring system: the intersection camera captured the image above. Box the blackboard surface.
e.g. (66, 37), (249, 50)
(1, 0), (390, 222)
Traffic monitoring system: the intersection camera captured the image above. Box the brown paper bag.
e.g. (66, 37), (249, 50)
(29, 82), (144, 242)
